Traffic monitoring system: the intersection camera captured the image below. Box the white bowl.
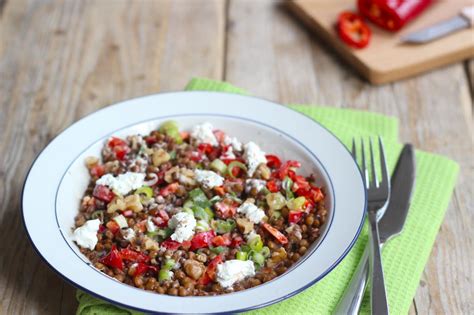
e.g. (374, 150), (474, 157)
(22, 91), (366, 314)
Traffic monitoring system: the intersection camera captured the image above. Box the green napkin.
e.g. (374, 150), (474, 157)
(76, 78), (459, 315)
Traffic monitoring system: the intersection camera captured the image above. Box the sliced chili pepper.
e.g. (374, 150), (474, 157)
(119, 248), (150, 263)
(275, 160), (302, 180)
(337, 11), (371, 49)
(296, 186), (324, 203)
(99, 245), (123, 270)
(189, 151), (203, 162)
(358, 0), (432, 31)
(113, 145), (130, 160)
(161, 239), (181, 250)
(160, 182), (179, 197)
(291, 175), (311, 192)
(288, 211), (305, 224)
(190, 230), (216, 250)
(262, 223), (288, 245)
(198, 143), (214, 154)
(265, 154), (282, 169)
(230, 235), (244, 248)
(93, 185), (115, 202)
(107, 137), (127, 148)
(221, 157), (245, 165)
(105, 220), (120, 234)
(198, 255), (223, 285)
(266, 180), (281, 193)
(214, 201), (237, 219)
(211, 234), (231, 247)
(132, 263), (159, 277)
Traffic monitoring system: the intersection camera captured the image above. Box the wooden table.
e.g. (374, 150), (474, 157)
(0, 1), (472, 314)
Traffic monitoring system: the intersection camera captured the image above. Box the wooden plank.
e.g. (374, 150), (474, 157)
(225, 0), (473, 313)
(0, 0), (225, 313)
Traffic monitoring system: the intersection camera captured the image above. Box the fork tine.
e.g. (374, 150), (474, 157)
(351, 138), (356, 159)
(369, 137), (378, 188)
(360, 139), (369, 188)
(378, 136), (389, 185)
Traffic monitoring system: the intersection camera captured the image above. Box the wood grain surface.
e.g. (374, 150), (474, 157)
(0, 0), (472, 314)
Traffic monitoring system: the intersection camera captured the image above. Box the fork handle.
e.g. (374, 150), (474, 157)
(368, 211), (389, 315)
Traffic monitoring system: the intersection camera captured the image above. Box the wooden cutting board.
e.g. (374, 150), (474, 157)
(288, 0), (474, 84)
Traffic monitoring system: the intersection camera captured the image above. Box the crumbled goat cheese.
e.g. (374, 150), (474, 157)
(168, 212), (196, 243)
(224, 135), (242, 151)
(96, 172), (145, 195)
(195, 170), (224, 189)
(122, 228), (136, 241)
(146, 217), (157, 232)
(245, 179), (267, 194)
(191, 122), (218, 146)
(72, 219), (101, 250)
(113, 214), (128, 229)
(237, 202), (266, 224)
(216, 260), (255, 288)
(243, 142), (267, 176)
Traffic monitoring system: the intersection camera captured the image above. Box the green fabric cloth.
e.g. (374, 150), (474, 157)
(76, 78), (459, 315)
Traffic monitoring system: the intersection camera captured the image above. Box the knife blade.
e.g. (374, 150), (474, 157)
(379, 144), (416, 243)
(401, 6), (474, 44)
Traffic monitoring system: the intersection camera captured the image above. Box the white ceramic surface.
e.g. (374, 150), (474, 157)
(22, 91), (366, 314)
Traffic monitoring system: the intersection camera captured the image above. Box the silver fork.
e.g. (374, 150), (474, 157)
(353, 137), (391, 314)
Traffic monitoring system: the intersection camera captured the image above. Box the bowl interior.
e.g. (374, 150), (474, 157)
(56, 114), (334, 264)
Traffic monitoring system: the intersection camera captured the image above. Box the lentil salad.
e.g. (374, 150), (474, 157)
(72, 121), (328, 296)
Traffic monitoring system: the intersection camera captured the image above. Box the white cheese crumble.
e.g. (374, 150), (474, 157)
(96, 172), (145, 195)
(168, 212), (196, 243)
(191, 122), (218, 146)
(245, 179), (267, 194)
(113, 214), (128, 229)
(237, 202), (266, 224)
(243, 142), (267, 177)
(195, 170), (224, 189)
(72, 219), (101, 250)
(216, 260), (256, 288)
(224, 135), (242, 151)
(122, 228), (136, 241)
(146, 217), (157, 232)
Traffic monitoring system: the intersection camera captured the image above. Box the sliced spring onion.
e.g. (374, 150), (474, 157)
(196, 220), (211, 232)
(209, 195), (221, 204)
(260, 246), (270, 258)
(188, 188), (211, 208)
(163, 259), (176, 270)
(169, 150), (177, 160)
(240, 245), (251, 253)
(282, 176), (294, 199)
(135, 185), (153, 198)
(193, 206), (213, 222)
(210, 159), (227, 174)
(209, 246), (227, 254)
(266, 192), (286, 210)
(213, 219), (236, 234)
(248, 235), (263, 252)
(251, 252), (265, 267)
(287, 196), (306, 211)
(183, 208), (194, 216)
(159, 269), (172, 282)
(236, 251), (248, 261)
(271, 210), (282, 220)
(227, 161), (247, 178)
(147, 228), (173, 240)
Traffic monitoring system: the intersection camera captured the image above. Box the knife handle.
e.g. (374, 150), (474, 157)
(461, 6), (474, 26)
(333, 244), (370, 315)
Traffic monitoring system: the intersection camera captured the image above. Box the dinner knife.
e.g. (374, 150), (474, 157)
(334, 144), (416, 314)
(401, 6), (474, 44)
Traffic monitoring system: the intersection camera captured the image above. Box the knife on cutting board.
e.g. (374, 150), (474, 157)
(401, 6), (474, 44)
(334, 144), (416, 314)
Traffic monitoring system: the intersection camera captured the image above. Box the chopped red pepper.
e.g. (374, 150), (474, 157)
(337, 12), (371, 49)
(160, 182), (179, 197)
(230, 235), (244, 248)
(262, 223), (288, 245)
(292, 175), (311, 192)
(107, 137), (127, 148)
(266, 180), (281, 193)
(161, 239), (181, 250)
(132, 263), (159, 277)
(211, 234), (232, 247)
(198, 143), (214, 154)
(265, 154), (282, 169)
(107, 137), (130, 161)
(191, 230), (216, 250)
(119, 248), (150, 263)
(275, 160), (302, 180)
(198, 255), (223, 285)
(105, 220), (120, 234)
(90, 164), (105, 177)
(221, 157), (245, 165)
(189, 151), (203, 162)
(358, 0), (432, 31)
(214, 201), (237, 219)
(99, 245), (124, 270)
(93, 185), (115, 202)
(288, 211), (305, 224)
(296, 186), (324, 203)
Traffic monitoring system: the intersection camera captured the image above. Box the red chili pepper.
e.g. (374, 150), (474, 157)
(221, 157), (245, 165)
(189, 151), (203, 162)
(266, 180), (281, 193)
(296, 186), (324, 203)
(275, 160), (302, 180)
(303, 200), (315, 213)
(119, 248), (150, 263)
(90, 164), (105, 177)
(161, 239), (181, 250)
(107, 137), (127, 148)
(337, 12), (371, 49)
(113, 145), (130, 160)
(198, 255), (223, 285)
(214, 201), (237, 219)
(262, 223), (288, 245)
(198, 143), (214, 154)
(230, 235), (244, 248)
(211, 234), (232, 247)
(292, 175), (311, 192)
(288, 211), (305, 224)
(265, 154), (282, 169)
(190, 230), (216, 250)
(105, 220), (120, 234)
(93, 185), (115, 202)
(358, 0), (432, 31)
(99, 245), (124, 270)
(133, 263), (158, 277)
(160, 182), (179, 197)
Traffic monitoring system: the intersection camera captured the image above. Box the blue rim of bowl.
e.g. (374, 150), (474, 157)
(21, 91), (367, 314)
